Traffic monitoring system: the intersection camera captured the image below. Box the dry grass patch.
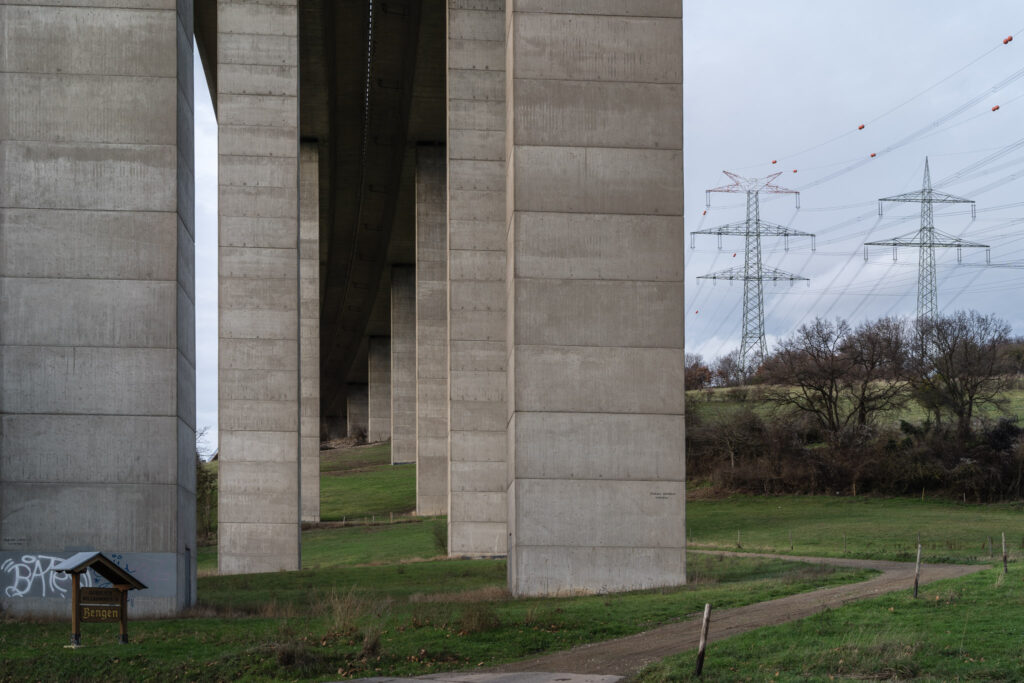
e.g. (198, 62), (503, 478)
(409, 585), (511, 604)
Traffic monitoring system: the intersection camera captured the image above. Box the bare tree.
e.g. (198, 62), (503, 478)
(844, 316), (912, 426)
(762, 317), (910, 439)
(712, 349), (745, 387)
(907, 311), (1013, 440)
(685, 352), (713, 390)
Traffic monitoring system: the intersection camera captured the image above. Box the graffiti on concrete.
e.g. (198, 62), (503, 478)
(1, 554), (94, 599)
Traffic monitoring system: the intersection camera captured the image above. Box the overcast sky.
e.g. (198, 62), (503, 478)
(194, 2), (1024, 444)
(684, 0), (1024, 363)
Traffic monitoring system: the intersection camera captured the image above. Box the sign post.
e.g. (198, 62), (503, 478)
(55, 552), (146, 646)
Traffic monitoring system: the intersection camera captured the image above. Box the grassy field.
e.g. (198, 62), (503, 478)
(0, 554), (872, 681)
(638, 566), (1024, 681)
(318, 442), (416, 519)
(19, 440), (1022, 681)
(688, 494), (1024, 563)
(197, 441), (426, 572)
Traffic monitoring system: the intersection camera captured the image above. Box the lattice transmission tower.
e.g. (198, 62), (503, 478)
(864, 158), (989, 322)
(694, 172), (816, 373)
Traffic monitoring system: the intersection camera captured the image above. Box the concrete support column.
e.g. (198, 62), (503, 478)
(346, 384), (369, 439)
(505, 4), (685, 595)
(368, 337), (392, 443)
(0, 0), (195, 614)
(300, 143), (320, 523)
(390, 266), (416, 464)
(415, 146), (449, 516)
(216, 0), (301, 574)
(445, 0), (509, 555)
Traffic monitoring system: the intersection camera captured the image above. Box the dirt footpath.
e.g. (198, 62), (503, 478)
(489, 551), (989, 677)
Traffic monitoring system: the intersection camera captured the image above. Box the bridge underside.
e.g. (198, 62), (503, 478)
(1, 0), (684, 607)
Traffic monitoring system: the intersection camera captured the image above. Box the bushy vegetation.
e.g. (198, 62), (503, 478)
(689, 311), (1024, 501)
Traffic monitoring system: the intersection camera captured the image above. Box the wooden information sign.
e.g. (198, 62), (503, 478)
(79, 604), (122, 623)
(54, 552), (146, 646)
(81, 587), (121, 604)
(79, 586), (123, 623)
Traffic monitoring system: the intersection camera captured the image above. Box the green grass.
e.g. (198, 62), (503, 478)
(198, 518), (444, 574)
(638, 566), (1024, 682)
(319, 464), (416, 520)
(0, 554), (874, 682)
(44, 441), (1024, 681)
(319, 442), (392, 474)
(319, 442), (416, 521)
(688, 494), (1024, 563)
(197, 441), (419, 572)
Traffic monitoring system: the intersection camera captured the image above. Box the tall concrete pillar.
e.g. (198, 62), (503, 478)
(346, 384), (369, 439)
(415, 146), (449, 516)
(390, 266), (416, 464)
(505, 4), (685, 595)
(0, 0), (196, 614)
(217, 0), (301, 573)
(445, 0), (509, 555)
(368, 337), (392, 443)
(300, 143), (321, 523)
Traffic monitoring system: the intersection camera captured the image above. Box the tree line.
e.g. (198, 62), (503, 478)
(686, 311), (1024, 500)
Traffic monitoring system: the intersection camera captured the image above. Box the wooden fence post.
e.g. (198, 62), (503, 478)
(695, 603), (712, 676)
(913, 544), (922, 598)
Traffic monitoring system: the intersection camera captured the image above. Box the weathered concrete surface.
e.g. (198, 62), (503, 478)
(216, 0), (301, 574)
(0, 0), (196, 615)
(505, 4), (685, 596)
(391, 266), (417, 464)
(368, 337), (393, 443)
(300, 142), (320, 523)
(347, 384), (369, 439)
(415, 146), (448, 516)
(446, 1), (509, 556)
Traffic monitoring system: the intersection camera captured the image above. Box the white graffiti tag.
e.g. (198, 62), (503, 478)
(1, 555), (93, 598)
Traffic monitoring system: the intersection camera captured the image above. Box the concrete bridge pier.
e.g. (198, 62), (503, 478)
(215, 0), (302, 574)
(0, 0), (197, 614)
(346, 384), (369, 439)
(368, 337), (393, 443)
(390, 265), (417, 464)
(300, 142), (321, 524)
(415, 146), (449, 516)
(445, 1), (510, 557)
(504, 3), (686, 596)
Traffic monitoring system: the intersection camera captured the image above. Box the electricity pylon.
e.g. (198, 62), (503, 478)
(864, 158), (989, 322)
(695, 172), (815, 374)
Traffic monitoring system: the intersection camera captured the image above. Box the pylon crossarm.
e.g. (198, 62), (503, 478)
(692, 221), (814, 238)
(879, 191), (976, 218)
(865, 234), (989, 250)
(706, 170), (800, 208)
(929, 228), (989, 249)
(698, 266), (807, 282)
(865, 238), (921, 248)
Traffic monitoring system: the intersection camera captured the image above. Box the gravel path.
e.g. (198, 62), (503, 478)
(487, 551), (989, 677)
